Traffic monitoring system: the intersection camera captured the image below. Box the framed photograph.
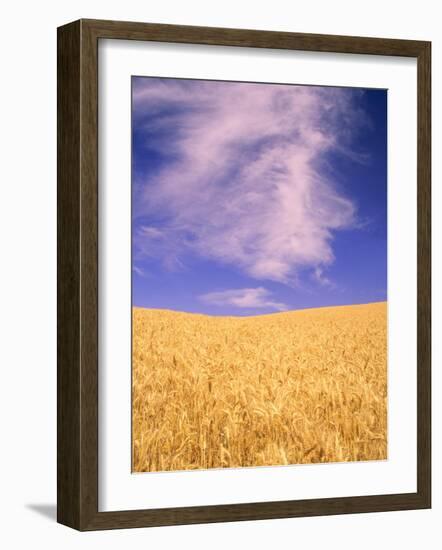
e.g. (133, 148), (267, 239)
(57, 19), (431, 530)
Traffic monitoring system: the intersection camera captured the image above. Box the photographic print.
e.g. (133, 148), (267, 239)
(131, 76), (387, 473)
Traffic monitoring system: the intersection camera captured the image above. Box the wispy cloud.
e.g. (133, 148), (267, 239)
(132, 265), (147, 277)
(313, 266), (334, 288)
(133, 78), (365, 286)
(199, 287), (288, 312)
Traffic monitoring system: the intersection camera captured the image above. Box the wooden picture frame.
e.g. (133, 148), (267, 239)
(57, 18), (431, 531)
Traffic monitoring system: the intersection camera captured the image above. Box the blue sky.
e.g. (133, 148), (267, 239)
(132, 77), (387, 316)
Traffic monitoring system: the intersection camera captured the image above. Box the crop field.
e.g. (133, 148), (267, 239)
(132, 302), (387, 472)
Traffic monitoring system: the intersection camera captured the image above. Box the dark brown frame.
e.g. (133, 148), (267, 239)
(57, 18), (431, 531)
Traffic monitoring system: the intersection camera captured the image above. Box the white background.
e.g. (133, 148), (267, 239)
(0, 1), (440, 548)
(100, 41), (417, 511)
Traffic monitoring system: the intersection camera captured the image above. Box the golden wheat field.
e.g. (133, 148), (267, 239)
(132, 301), (387, 472)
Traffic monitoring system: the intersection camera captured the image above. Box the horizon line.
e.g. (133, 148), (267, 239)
(132, 300), (387, 319)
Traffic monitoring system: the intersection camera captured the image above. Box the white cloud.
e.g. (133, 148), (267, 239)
(132, 265), (146, 277)
(313, 266), (334, 288)
(133, 79), (364, 285)
(199, 287), (288, 312)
